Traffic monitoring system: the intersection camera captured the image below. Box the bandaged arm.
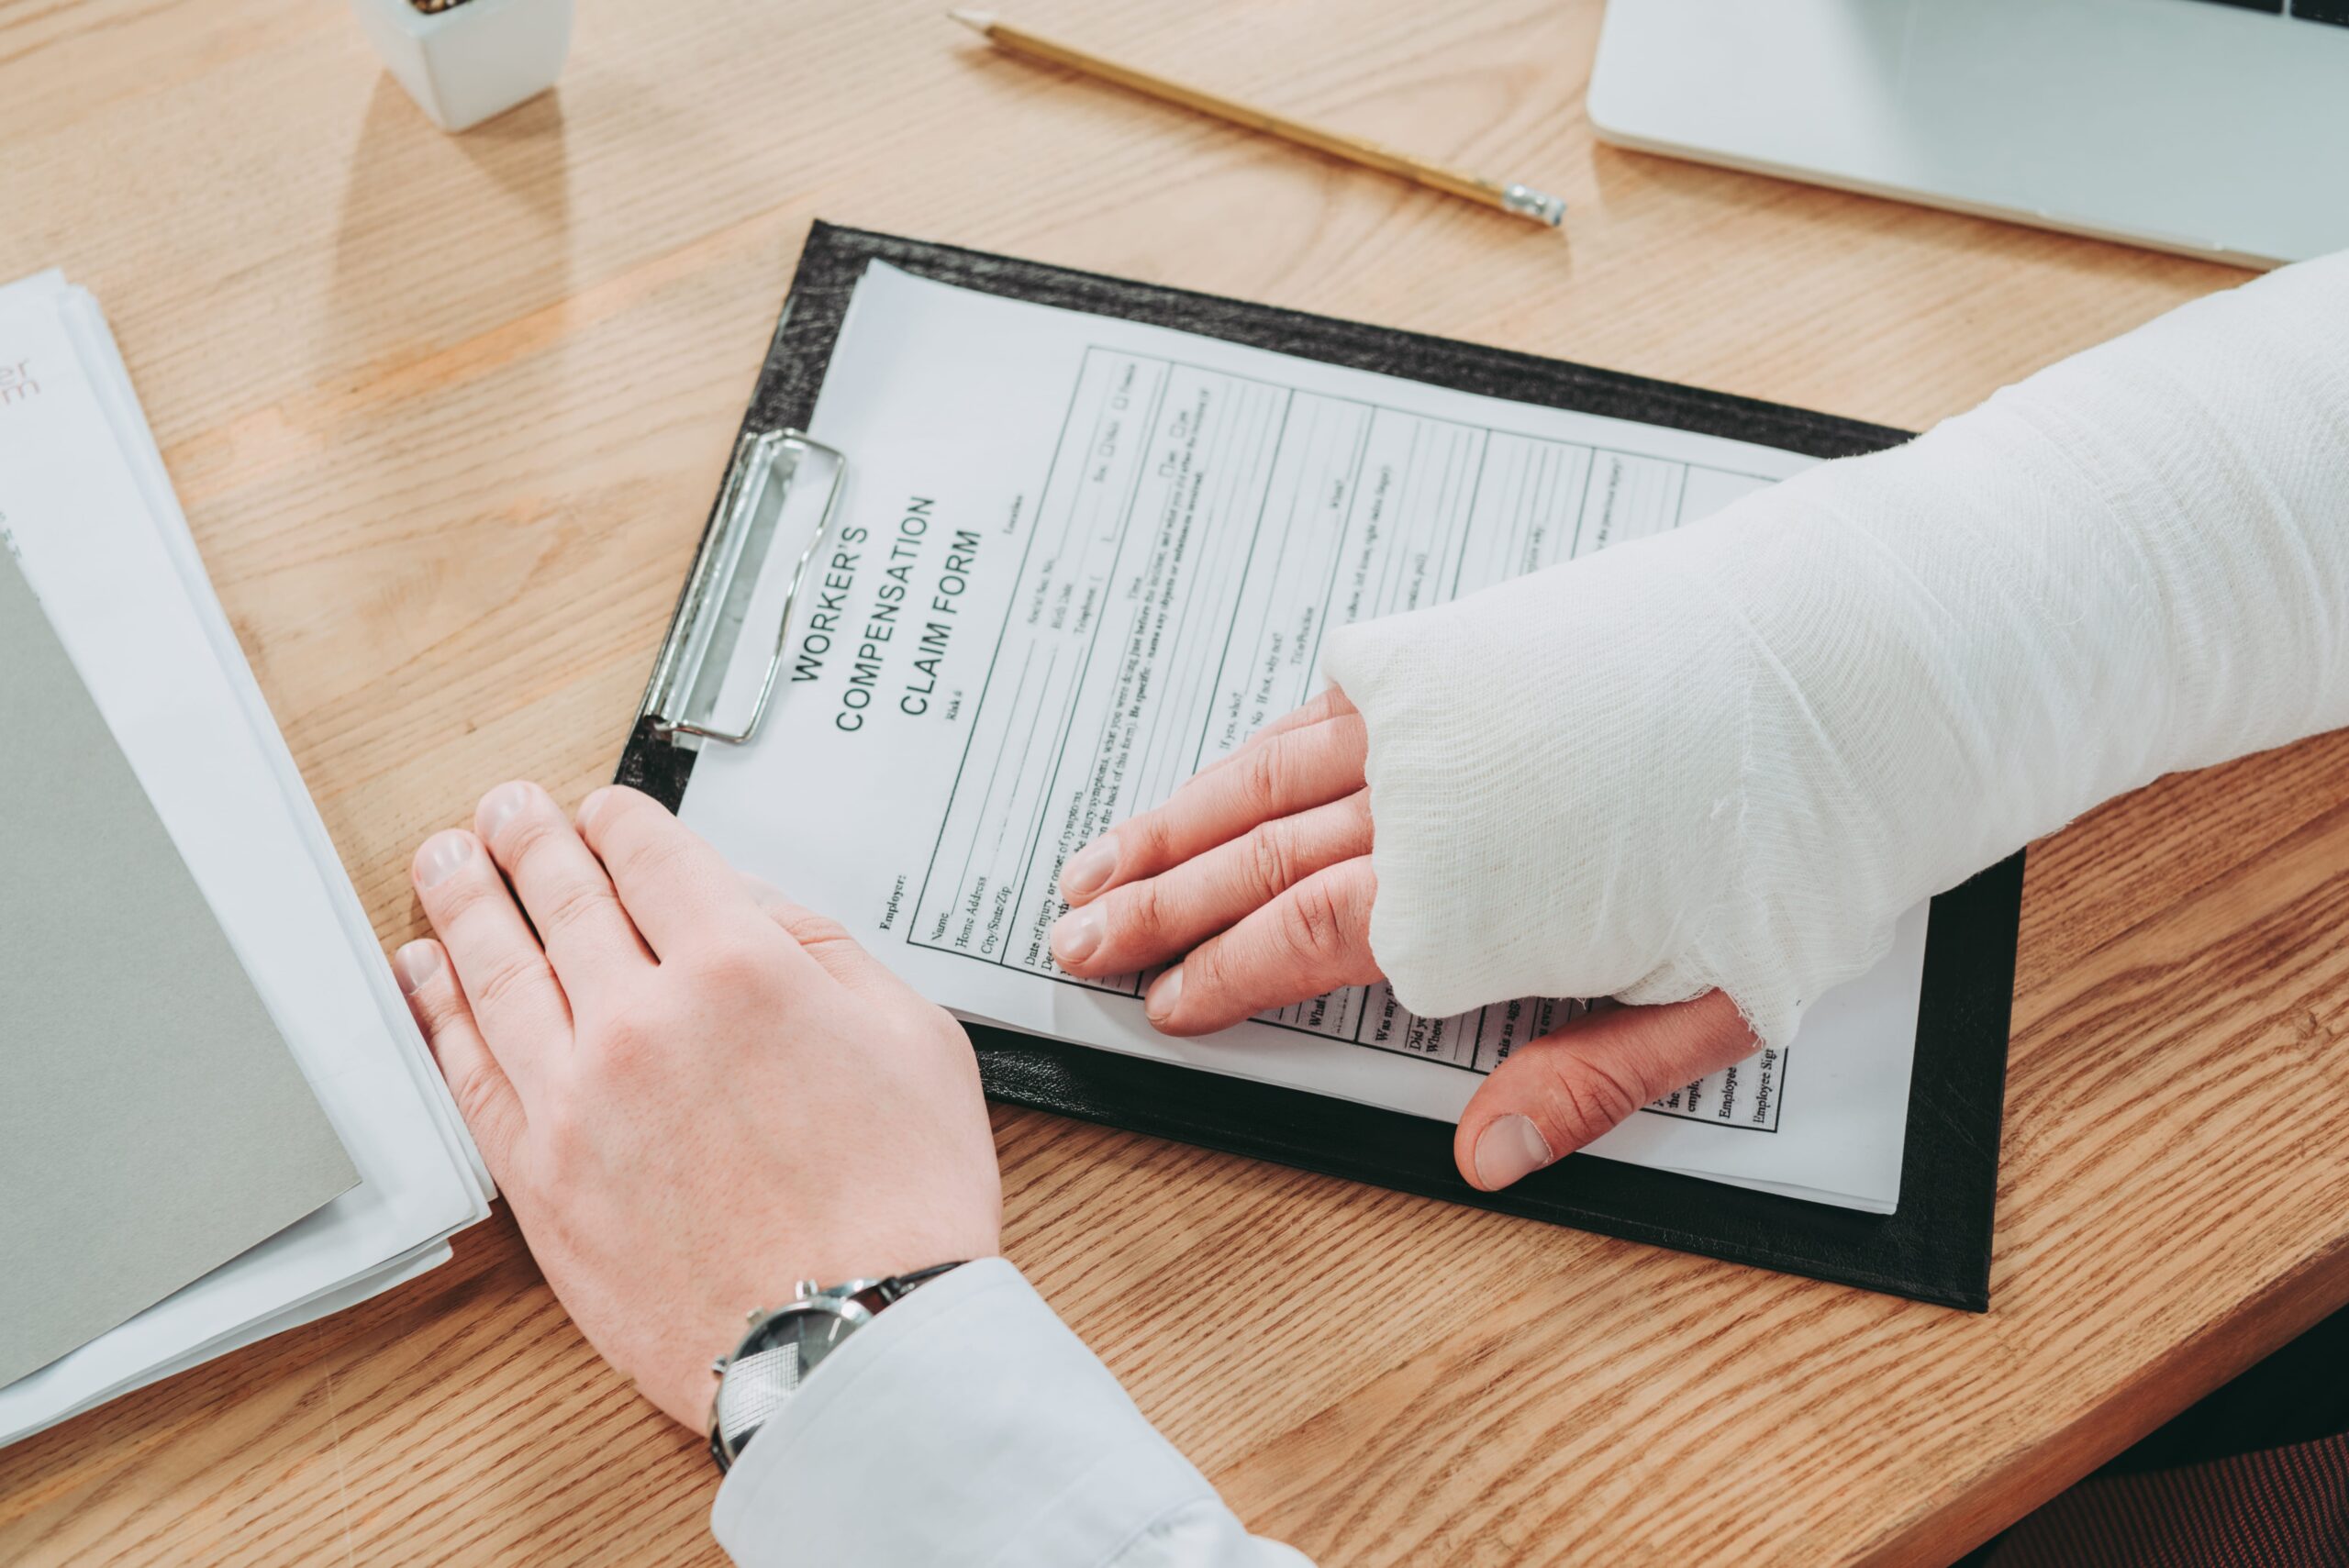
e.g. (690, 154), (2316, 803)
(1322, 250), (2349, 1045)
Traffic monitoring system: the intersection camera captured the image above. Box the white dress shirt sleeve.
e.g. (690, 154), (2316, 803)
(710, 1258), (1311, 1567)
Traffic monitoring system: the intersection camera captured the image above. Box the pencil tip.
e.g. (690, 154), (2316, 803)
(949, 7), (996, 32)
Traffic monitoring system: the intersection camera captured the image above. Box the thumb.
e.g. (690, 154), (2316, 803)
(1454, 990), (1757, 1191)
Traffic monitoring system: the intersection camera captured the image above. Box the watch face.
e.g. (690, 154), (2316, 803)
(716, 1303), (865, 1451)
(784, 1306), (863, 1380)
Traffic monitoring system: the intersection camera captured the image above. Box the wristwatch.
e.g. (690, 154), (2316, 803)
(707, 1262), (963, 1473)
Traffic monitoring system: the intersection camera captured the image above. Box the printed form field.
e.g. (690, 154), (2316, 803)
(910, 347), (1788, 1130)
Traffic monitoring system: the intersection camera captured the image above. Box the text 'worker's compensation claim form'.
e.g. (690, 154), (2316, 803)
(681, 263), (1928, 1211)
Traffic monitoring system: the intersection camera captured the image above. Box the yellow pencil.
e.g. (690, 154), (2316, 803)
(950, 10), (1566, 228)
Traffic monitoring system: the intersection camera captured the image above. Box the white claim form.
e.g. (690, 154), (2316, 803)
(680, 263), (1928, 1212)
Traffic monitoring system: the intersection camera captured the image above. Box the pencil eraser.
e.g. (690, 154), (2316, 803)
(349, 0), (574, 134)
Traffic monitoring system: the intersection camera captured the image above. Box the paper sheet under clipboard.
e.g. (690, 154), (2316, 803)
(674, 262), (1927, 1213)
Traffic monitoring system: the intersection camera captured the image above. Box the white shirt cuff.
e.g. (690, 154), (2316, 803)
(709, 1259), (1223, 1567)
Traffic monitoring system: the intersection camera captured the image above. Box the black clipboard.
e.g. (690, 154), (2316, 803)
(616, 222), (2021, 1311)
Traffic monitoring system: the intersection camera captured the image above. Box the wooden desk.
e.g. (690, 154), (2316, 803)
(5, 1), (2344, 1562)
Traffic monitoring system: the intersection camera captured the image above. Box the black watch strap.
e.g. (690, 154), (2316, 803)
(847, 1260), (966, 1314)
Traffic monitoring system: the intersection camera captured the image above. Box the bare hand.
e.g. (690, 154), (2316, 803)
(392, 782), (1000, 1430)
(1049, 688), (1759, 1191)
(1052, 687), (1378, 1034)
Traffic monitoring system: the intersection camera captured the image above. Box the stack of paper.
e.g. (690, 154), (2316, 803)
(0, 272), (490, 1447)
(0, 549), (363, 1390)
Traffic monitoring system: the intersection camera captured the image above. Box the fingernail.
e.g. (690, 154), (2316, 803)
(415, 829), (476, 890)
(477, 781), (534, 843)
(1474, 1115), (1555, 1191)
(1144, 965), (1183, 1024)
(577, 787), (615, 832)
(1061, 837), (1118, 899)
(392, 940), (441, 995)
(1051, 906), (1103, 967)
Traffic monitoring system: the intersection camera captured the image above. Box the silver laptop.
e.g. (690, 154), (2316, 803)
(1589, 0), (2349, 268)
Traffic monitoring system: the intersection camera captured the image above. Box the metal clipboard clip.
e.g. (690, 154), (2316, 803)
(638, 428), (846, 751)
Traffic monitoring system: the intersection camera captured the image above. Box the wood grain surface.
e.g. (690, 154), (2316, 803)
(4, 1), (2343, 1563)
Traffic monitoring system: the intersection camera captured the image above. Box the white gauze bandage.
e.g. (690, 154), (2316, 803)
(1321, 250), (2349, 1046)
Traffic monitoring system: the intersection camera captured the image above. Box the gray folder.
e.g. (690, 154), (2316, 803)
(0, 549), (358, 1388)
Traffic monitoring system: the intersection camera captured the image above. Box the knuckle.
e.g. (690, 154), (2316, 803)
(782, 910), (865, 973)
(413, 984), (469, 1038)
(537, 877), (614, 941)
(618, 828), (693, 889)
(1533, 1055), (1647, 1149)
(449, 1063), (508, 1133)
(1238, 742), (1284, 817)
(429, 868), (499, 922)
(779, 908), (852, 951)
(592, 998), (662, 1062)
(496, 807), (561, 864)
(1183, 912), (1241, 981)
(1245, 823), (1294, 904)
(1280, 878), (1350, 964)
(1124, 875), (1167, 939)
(530, 1101), (585, 1177)
(472, 953), (546, 1015)
(691, 929), (782, 993)
(1182, 940), (1229, 1003)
